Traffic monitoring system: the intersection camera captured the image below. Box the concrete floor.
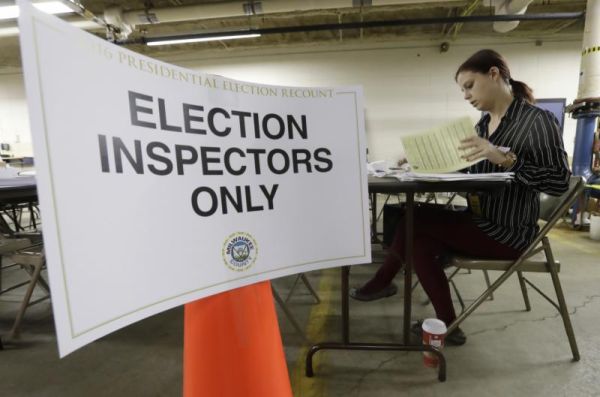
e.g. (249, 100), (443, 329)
(1, 221), (599, 396)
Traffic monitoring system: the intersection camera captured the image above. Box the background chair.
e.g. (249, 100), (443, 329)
(446, 176), (584, 361)
(272, 273), (320, 341)
(284, 273), (320, 304)
(0, 234), (48, 344)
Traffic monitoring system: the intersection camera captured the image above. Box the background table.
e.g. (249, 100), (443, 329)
(0, 178), (38, 234)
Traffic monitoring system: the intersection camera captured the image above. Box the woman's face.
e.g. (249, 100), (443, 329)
(456, 69), (498, 112)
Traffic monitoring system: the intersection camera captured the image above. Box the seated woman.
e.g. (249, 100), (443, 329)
(350, 49), (571, 345)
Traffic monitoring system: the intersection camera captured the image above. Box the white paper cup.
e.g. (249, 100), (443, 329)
(590, 215), (600, 241)
(422, 318), (447, 368)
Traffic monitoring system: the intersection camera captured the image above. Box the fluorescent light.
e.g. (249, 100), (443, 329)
(0, 5), (18, 20)
(34, 2), (73, 15)
(0, 18), (101, 37)
(147, 33), (261, 46)
(0, 1), (74, 21)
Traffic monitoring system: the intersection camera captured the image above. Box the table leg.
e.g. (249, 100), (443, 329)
(342, 266), (350, 343)
(371, 192), (379, 243)
(403, 192), (414, 344)
(305, 255), (446, 381)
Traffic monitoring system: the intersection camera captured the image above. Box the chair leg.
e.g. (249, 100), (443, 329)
(27, 203), (37, 230)
(447, 267), (460, 281)
(443, 192), (458, 210)
(272, 287), (307, 341)
(411, 279), (420, 292)
(482, 270), (494, 301)
(284, 274), (302, 302)
(548, 269), (580, 361)
(300, 274), (321, 304)
(447, 268), (465, 311)
(285, 273), (320, 304)
(517, 271), (532, 311)
(21, 263), (50, 294)
(7, 262), (44, 339)
(35, 273), (50, 294)
(449, 279), (465, 313)
(543, 238), (580, 361)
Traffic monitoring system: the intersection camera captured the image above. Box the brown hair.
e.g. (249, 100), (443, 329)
(455, 49), (535, 104)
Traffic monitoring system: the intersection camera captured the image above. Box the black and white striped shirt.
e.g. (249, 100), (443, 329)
(469, 97), (571, 250)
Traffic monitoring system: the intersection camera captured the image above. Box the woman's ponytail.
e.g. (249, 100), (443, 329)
(509, 79), (535, 104)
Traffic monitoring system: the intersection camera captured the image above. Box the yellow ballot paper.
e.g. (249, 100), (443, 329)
(401, 117), (481, 173)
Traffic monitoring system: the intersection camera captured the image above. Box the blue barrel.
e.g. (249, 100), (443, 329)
(572, 116), (597, 180)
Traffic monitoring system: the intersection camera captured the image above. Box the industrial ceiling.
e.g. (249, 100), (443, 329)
(0, 0), (589, 70)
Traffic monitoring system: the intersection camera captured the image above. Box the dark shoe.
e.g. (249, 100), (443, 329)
(349, 283), (398, 302)
(410, 320), (467, 346)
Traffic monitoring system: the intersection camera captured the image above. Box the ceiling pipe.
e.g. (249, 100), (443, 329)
(129, 11), (585, 46)
(106, 0), (458, 40)
(60, 0), (108, 28)
(259, 0), (351, 14)
(492, 0), (535, 33)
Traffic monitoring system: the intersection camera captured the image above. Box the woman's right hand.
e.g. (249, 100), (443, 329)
(458, 135), (506, 165)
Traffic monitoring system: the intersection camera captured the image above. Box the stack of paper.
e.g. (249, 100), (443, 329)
(394, 172), (514, 182)
(0, 175), (36, 187)
(366, 160), (388, 177)
(0, 166), (20, 179)
(367, 161), (410, 177)
(401, 117), (481, 173)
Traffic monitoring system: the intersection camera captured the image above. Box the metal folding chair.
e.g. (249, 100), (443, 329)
(0, 236), (33, 349)
(272, 273), (321, 341)
(446, 176), (584, 361)
(272, 286), (307, 341)
(284, 273), (320, 304)
(0, 234), (48, 342)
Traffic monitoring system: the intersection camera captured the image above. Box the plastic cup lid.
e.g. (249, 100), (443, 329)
(422, 318), (447, 335)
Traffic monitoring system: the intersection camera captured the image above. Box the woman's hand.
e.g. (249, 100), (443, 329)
(458, 136), (506, 165)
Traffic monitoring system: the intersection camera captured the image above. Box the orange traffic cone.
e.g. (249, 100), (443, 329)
(183, 281), (293, 397)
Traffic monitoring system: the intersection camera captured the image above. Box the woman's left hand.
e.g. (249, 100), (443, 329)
(458, 136), (506, 165)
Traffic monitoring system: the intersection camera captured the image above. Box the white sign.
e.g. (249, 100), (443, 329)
(18, 1), (370, 356)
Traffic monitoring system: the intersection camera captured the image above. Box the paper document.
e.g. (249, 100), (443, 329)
(401, 117), (481, 173)
(0, 175), (36, 187)
(394, 172), (513, 182)
(0, 166), (20, 179)
(367, 160), (388, 177)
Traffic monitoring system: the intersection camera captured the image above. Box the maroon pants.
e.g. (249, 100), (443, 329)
(364, 204), (522, 325)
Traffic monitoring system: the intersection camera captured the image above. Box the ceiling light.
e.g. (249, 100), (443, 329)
(0, 18), (102, 37)
(0, 5), (18, 19)
(34, 1), (73, 15)
(146, 33), (261, 46)
(0, 1), (74, 21)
